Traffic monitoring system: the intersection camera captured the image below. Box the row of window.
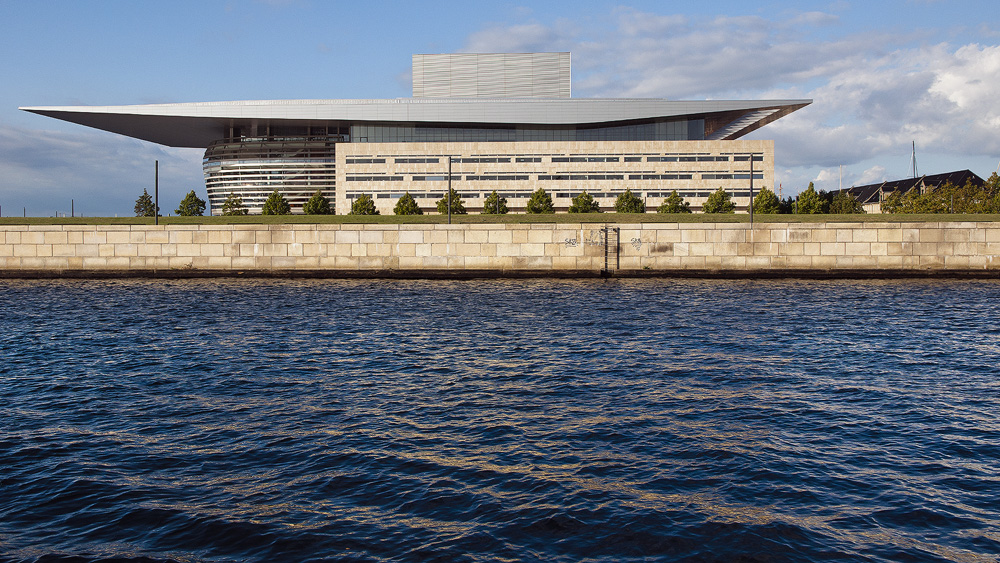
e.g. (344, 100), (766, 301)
(344, 189), (754, 201)
(346, 173), (763, 182)
(343, 154), (765, 165)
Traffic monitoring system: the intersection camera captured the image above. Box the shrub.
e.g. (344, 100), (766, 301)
(303, 190), (333, 215)
(656, 190), (691, 213)
(526, 188), (554, 214)
(614, 188), (645, 213)
(482, 190), (509, 214)
(435, 188), (467, 215)
(829, 191), (865, 214)
(394, 192), (423, 215)
(262, 189), (291, 215)
(221, 192), (249, 215)
(349, 194), (380, 215)
(796, 182), (826, 214)
(175, 190), (206, 216)
(134, 189), (158, 217)
(752, 187), (780, 214)
(702, 187), (735, 213)
(568, 191), (601, 213)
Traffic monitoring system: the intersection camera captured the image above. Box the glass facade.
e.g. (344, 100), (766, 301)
(348, 119), (705, 144)
(203, 136), (339, 215)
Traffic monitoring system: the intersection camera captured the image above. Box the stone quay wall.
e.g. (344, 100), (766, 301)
(2, 221), (1000, 277)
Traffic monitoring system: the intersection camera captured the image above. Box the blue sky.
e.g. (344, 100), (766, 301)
(2, 0), (999, 216)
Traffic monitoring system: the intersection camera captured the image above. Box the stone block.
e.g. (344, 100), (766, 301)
(414, 243), (432, 257)
(527, 229), (553, 243)
(351, 243), (367, 256)
(714, 242), (738, 256)
(430, 243), (449, 256)
(836, 229), (854, 242)
(769, 228), (787, 243)
(487, 229), (512, 245)
(426, 230), (448, 243)
(551, 256), (579, 270)
(851, 229), (878, 243)
(358, 230), (382, 244)
(819, 242), (845, 256)
(50, 244), (74, 256)
(512, 256), (552, 269)
(115, 244), (138, 257)
(137, 244), (162, 257)
(398, 230), (423, 244)
(176, 243), (200, 256)
(811, 255), (837, 268)
(207, 231), (232, 244)
(466, 230), (489, 243)
(521, 243), (545, 256)
(803, 242), (821, 256)
(231, 257), (256, 269)
(145, 230), (170, 244)
(656, 230), (682, 243)
(787, 229), (811, 243)
(511, 229), (529, 244)
(496, 243), (520, 257)
(680, 229), (706, 243)
(43, 231), (68, 245)
(877, 228), (903, 242)
(264, 243), (289, 257)
(202, 244), (226, 257)
(689, 242), (715, 256)
(843, 242), (869, 256)
(944, 229), (972, 243)
(811, 229), (838, 243)
(191, 231), (209, 244)
(83, 232), (106, 245)
(170, 230), (194, 244)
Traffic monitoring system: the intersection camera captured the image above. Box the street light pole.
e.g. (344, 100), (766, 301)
(447, 156), (452, 224)
(154, 160), (159, 225)
(749, 152), (754, 227)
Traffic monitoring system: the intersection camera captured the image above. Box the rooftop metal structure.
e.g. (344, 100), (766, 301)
(20, 97), (811, 148)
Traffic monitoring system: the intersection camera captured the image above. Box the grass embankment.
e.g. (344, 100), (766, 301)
(3, 214), (1000, 226)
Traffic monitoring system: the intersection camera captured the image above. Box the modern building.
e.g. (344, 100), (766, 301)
(21, 53), (810, 215)
(834, 170), (985, 213)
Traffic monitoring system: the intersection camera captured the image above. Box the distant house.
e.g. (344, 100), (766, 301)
(833, 170), (986, 213)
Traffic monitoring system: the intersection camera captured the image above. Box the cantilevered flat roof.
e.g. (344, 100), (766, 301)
(21, 98), (811, 148)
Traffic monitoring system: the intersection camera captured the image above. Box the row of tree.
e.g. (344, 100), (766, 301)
(881, 173), (1000, 213)
(134, 189), (208, 217)
(147, 177), (1000, 218)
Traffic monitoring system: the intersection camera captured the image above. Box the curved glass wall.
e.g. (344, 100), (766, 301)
(203, 136), (340, 215)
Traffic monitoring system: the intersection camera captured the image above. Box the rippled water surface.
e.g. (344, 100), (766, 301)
(1, 278), (999, 562)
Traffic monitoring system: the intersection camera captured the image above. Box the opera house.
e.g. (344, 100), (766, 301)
(22, 53), (809, 215)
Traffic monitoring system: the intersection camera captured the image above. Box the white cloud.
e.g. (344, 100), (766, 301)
(459, 9), (1000, 194)
(0, 122), (203, 217)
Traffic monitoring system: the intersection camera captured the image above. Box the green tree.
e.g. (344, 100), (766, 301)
(614, 188), (646, 213)
(656, 190), (692, 213)
(526, 188), (555, 214)
(394, 192), (423, 215)
(175, 190), (206, 216)
(481, 190), (509, 215)
(262, 189), (291, 215)
(221, 192), (249, 216)
(880, 190), (905, 213)
(796, 182), (827, 214)
(435, 187), (467, 215)
(349, 194), (380, 215)
(702, 187), (736, 213)
(134, 188), (158, 217)
(752, 187), (780, 214)
(302, 189), (333, 215)
(568, 191), (601, 213)
(779, 196), (795, 214)
(829, 191), (865, 214)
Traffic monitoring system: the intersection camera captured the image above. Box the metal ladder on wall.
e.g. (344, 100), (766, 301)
(601, 226), (620, 276)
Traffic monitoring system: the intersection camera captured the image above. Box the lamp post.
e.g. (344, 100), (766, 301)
(447, 156), (452, 224)
(154, 160), (159, 225)
(749, 152), (755, 227)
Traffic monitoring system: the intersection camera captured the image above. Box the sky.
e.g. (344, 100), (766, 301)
(2, 0), (999, 217)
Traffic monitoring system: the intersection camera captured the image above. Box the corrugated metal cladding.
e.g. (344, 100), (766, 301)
(413, 53), (571, 99)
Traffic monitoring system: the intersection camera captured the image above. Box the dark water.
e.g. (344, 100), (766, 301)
(1, 278), (999, 563)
